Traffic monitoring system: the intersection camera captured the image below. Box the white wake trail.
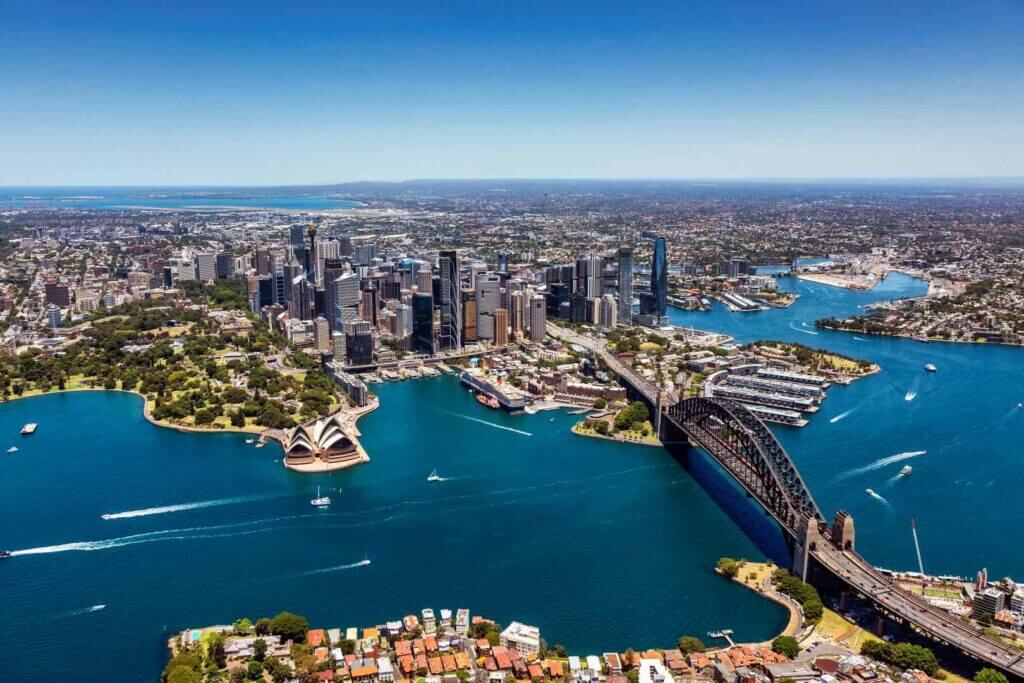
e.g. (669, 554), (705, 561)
(290, 559), (371, 577)
(441, 410), (532, 436)
(830, 409), (854, 424)
(788, 322), (818, 335)
(102, 493), (273, 520)
(835, 451), (926, 482)
(865, 488), (893, 510)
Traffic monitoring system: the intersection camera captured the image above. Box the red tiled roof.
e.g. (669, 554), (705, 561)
(308, 630), (326, 647)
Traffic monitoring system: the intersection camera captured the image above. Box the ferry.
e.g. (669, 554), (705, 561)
(20, 423), (37, 435)
(310, 486), (331, 508)
(476, 393), (500, 410)
(427, 470), (443, 483)
(899, 465), (912, 477)
(924, 364), (937, 372)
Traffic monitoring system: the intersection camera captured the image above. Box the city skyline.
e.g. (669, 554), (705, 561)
(3, 1), (1024, 185)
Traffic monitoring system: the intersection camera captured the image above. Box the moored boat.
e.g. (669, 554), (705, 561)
(476, 393), (500, 409)
(20, 423), (37, 435)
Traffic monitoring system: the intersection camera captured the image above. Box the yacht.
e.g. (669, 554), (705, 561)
(427, 470), (443, 483)
(924, 364), (937, 372)
(20, 423), (37, 435)
(899, 465), (912, 477)
(310, 486), (331, 508)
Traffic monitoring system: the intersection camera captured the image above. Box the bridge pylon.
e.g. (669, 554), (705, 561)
(792, 517), (823, 581)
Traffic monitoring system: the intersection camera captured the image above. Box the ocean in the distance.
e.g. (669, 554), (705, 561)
(0, 186), (363, 211)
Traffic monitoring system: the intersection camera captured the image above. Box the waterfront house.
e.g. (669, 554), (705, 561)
(499, 621), (541, 657)
(308, 629), (327, 648)
(604, 652), (623, 673)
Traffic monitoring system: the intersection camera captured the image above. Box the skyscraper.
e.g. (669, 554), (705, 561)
(651, 235), (667, 323)
(528, 295), (546, 343)
(509, 291), (525, 340)
(322, 258), (345, 331)
(360, 280), (380, 327)
(412, 292), (436, 356)
(335, 271), (361, 325)
(617, 245), (634, 325)
(475, 272), (502, 340)
(494, 308), (509, 347)
(438, 249), (461, 349)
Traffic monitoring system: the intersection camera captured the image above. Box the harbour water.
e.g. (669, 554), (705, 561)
(1, 270), (1022, 681)
(0, 388), (785, 682)
(670, 271), (1024, 578)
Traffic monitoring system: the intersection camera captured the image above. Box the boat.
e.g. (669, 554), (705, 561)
(899, 465), (912, 477)
(924, 364), (937, 372)
(427, 470), (443, 483)
(245, 438), (255, 444)
(476, 393), (500, 409)
(20, 423), (37, 435)
(6, 446), (17, 453)
(0, 550), (10, 559)
(310, 486), (331, 508)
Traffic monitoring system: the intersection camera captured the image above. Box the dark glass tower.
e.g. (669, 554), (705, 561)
(438, 250), (461, 350)
(412, 292), (436, 355)
(651, 235), (667, 321)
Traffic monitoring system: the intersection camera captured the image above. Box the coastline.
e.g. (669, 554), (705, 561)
(716, 562), (805, 648)
(815, 323), (1024, 349)
(0, 387), (377, 470)
(570, 421), (662, 447)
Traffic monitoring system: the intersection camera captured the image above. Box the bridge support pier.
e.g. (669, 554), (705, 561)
(874, 615), (885, 636)
(839, 591), (849, 611)
(791, 518), (822, 581)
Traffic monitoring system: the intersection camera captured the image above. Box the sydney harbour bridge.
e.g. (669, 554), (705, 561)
(549, 323), (1024, 678)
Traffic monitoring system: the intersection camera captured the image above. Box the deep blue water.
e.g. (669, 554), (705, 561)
(670, 271), (1024, 578)
(0, 388), (785, 682)
(2, 271), (1022, 681)
(0, 186), (363, 211)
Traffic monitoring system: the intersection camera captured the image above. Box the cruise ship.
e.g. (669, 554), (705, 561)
(459, 370), (527, 412)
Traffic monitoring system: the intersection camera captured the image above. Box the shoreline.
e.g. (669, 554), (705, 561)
(0, 387), (377, 470)
(570, 421), (662, 447)
(816, 323), (1024, 349)
(716, 562), (804, 648)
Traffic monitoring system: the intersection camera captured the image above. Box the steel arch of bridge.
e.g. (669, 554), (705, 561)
(665, 397), (824, 539)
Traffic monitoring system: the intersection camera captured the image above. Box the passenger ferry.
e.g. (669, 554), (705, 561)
(20, 423), (37, 435)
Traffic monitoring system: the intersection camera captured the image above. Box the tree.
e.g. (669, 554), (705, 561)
(269, 611), (309, 643)
(255, 618), (271, 636)
(253, 638), (267, 662)
(234, 618), (254, 634)
(209, 633), (228, 668)
(593, 397), (607, 409)
(246, 660), (264, 680)
(975, 669), (1009, 683)
(340, 639), (356, 655)
(677, 636), (706, 654)
(166, 666), (201, 683)
(717, 557), (740, 578)
(230, 410), (246, 427)
(771, 636), (799, 659)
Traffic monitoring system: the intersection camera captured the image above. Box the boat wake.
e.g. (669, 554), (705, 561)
(788, 321), (818, 335)
(835, 450), (926, 482)
(289, 559), (371, 577)
(853, 337), (866, 341)
(57, 604), (107, 617)
(829, 409), (854, 424)
(904, 388), (918, 402)
(101, 493), (274, 520)
(439, 410), (532, 436)
(865, 488), (893, 510)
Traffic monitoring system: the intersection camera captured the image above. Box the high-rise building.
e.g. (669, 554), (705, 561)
(494, 308), (509, 347)
(438, 250), (461, 349)
(163, 266), (174, 288)
(215, 252), (235, 279)
(509, 291), (525, 340)
(599, 294), (618, 328)
(46, 305), (62, 330)
(44, 281), (71, 307)
(289, 225), (306, 261)
(393, 302), (412, 339)
(360, 280), (380, 327)
(617, 245), (634, 325)
(339, 235), (353, 257)
(335, 271), (361, 326)
(321, 259), (345, 331)
(344, 320), (374, 366)
(354, 243), (378, 267)
(528, 295), (546, 342)
(461, 289), (477, 343)
(331, 331), (346, 362)
(412, 292), (436, 356)
(475, 272), (502, 340)
(195, 253), (217, 282)
(651, 235), (667, 323)
(314, 317), (331, 353)
(497, 252), (509, 273)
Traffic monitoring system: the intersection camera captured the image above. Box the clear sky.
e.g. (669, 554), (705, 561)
(2, 0), (1024, 185)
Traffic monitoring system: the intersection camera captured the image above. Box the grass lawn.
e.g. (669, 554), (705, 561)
(809, 608), (882, 651)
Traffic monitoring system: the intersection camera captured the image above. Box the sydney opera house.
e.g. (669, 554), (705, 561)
(282, 415), (364, 469)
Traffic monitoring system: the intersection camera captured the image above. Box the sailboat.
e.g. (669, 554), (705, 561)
(427, 470), (443, 483)
(310, 485), (331, 508)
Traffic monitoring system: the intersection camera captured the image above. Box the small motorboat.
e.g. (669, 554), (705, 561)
(20, 423), (37, 435)
(310, 486), (331, 508)
(427, 470), (443, 483)
(245, 438), (255, 444)
(924, 364), (937, 372)
(899, 465), (912, 477)
(6, 446), (17, 453)
(0, 550), (11, 559)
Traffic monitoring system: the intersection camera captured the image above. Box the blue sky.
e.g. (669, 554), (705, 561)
(2, 1), (1023, 185)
